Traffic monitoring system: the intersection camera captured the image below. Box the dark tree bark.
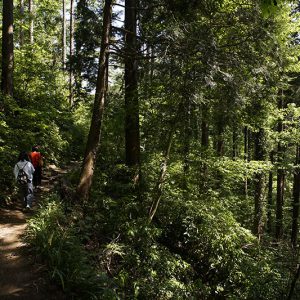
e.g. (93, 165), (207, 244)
(201, 120), (209, 148)
(253, 128), (267, 239)
(244, 126), (252, 161)
(275, 97), (285, 240)
(201, 106), (209, 149)
(62, 0), (66, 69)
(29, 0), (34, 44)
(183, 97), (191, 174)
(20, 0), (24, 46)
(232, 126), (238, 159)
(244, 126), (249, 197)
(291, 145), (300, 247)
(216, 125), (224, 156)
(287, 263), (300, 300)
(1, 0), (14, 97)
(244, 126), (249, 161)
(275, 151), (285, 240)
(267, 151), (274, 233)
(76, 0), (112, 202)
(69, 0), (74, 106)
(150, 45), (155, 87)
(199, 105), (209, 191)
(124, 0), (140, 173)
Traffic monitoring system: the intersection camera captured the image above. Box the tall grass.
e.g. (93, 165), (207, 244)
(26, 194), (117, 299)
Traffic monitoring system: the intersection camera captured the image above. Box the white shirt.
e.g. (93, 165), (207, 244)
(14, 160), (35, 182)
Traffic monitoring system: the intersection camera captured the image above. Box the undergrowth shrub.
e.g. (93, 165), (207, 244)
(25, 161), (294, 299)
(26, 194), (116, 299)
(83, 170), (290, 299)
(156, 196), (288, 299)
(0, 93), (77, 204)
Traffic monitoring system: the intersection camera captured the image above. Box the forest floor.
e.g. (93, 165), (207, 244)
(0, 164), (69, 300)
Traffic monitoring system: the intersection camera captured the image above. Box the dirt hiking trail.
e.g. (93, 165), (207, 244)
(0, 164), (69, 299)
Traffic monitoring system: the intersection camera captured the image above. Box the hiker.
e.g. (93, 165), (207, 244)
(29, 146), (43, 189)
(13, 151), (35, 209)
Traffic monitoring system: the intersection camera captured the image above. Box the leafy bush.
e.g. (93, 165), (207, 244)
(157, 195), (288, 299)
(26, 194), (116, 299)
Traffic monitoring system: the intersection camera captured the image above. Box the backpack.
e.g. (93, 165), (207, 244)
(17, 163), (29, 185)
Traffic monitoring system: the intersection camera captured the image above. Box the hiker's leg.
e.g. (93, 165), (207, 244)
(36, 166), (42, 186)
(19, 186), (26, 206)
(26, 183), (34, 207)
(32, 172), (36, 187)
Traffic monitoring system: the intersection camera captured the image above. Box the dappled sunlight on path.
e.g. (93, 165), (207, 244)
(0, 164), (68, 300)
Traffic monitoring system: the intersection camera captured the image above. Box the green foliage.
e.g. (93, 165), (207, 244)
(5, 98), (67, 156)
(114, 234), (195, 299)
(73, 0), (103, 95)
(0, 0), (86, 201)
(70, 147), (289, 299)
(26, 194), (116, 299)
(260, 0), (283, 17)
(2, 0), (300, 298)
(78, 168), (291, 299)
(62, 103), (92, 160)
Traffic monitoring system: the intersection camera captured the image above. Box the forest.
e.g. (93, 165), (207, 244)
(1, 0), (300, 299)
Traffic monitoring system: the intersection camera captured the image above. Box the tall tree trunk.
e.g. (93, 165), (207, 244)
(275, 160), (285, 240)
(150, 45), (154, 88)
(216, 124), (224, 156)
(199, 105), (209, 191)
(275, 97), (285, 240)
(287, 263), (300, 300)
(144, 44), (153, 99)
(232, 126), (238, 159)
(183, 97), (191, 174)
(20, 0), (24, 46)
(75, 0), (112, 202)
(267, 151), (274, 233)
(69, 0), (74, 106)
(291, 145), (300, 247)
(62, 0), (66, 69)
(253, 128), (266, 240)
(124, 0), (140, 175)
(1, 0), (14, 97)
(244, 126), (249, 161)
(29, 0), (34, 44)
(244, 126), (249, 197)
(245, 126), (252, 161)
(201, 106), (209, 149)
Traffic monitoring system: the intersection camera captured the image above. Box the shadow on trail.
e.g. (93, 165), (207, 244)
(0, 208), (25, 225)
